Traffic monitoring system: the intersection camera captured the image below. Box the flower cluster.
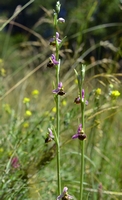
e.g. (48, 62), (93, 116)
(111, 90), (120, 98)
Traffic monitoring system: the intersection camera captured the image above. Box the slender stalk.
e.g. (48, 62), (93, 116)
(79, 64), (86, 200)
(55, 10), (61, 194)
(80, 142), (85, 200)
(56, 65), (61, 194)
(52, 1), (64, 195)
(56, 123), (61, 194)
(79, 100), (85, 200)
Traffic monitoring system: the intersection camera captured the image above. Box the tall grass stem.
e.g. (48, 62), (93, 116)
(0, 0), (34, 32)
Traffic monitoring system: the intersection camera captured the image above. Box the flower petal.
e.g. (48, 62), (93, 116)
(52, 89), (60, 94)
(48, 128), (54, 139)
(56, 32), (60, 39)
(51, 54), (55, 60)
(63, 187), (68, 193)
(58, 17), (65, 23)
(51, 54), (59, 65)
(53, 60), (59, 65)
(57, 193), (64, 200)
(58, 82), (63, 89)
(82, 89), (85, 99)
(72, 133), (79, 139)
(77, 124), (82, 133)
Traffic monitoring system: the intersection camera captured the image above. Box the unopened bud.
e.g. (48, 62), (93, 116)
(56, 1), (61, 13)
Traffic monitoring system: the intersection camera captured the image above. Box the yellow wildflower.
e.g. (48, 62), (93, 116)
(23, 97), (30, 104)
(111, 90), (120, 98)
(0, 68), (6, 77)
(52, 107), (56, 113)
(62, 100), (67, 106)
(25, 110), (32, 117)
(95, 88), (101, 95)
(23, 122), (29, 128)
(32, 89), (39, 98)
(75, 79), (78, 84)
(0, 148), (4, 153)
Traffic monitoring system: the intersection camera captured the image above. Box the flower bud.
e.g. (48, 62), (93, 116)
(58, 17), (65, 23)
(56, 1), (61, 13)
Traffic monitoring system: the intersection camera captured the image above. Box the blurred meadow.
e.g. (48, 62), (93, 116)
(0, 0), (122, 199)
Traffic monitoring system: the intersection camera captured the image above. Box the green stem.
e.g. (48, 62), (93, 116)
(53, 2), (62, 194)
(79, 65), (85, 200)
(80, 100), (85, 200)
(56, 125), (61, 194)
(56, 64), (61, 195)
(80, 142), (85, 199)
(55, 25), (61, 195)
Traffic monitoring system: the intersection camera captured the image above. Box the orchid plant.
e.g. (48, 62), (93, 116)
(47, 1), (66, 196)
(47, 2), (87, 199)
